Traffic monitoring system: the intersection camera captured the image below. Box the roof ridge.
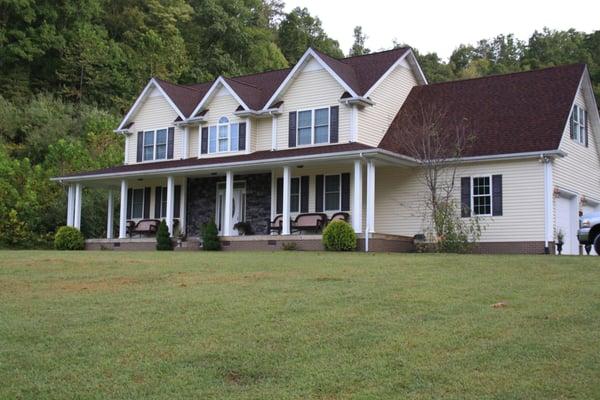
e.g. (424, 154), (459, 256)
(154, 77), (210, 93)
(225, 76), (262, 91)
(422, 63), (586, 88)
(340, 47), (411, 62)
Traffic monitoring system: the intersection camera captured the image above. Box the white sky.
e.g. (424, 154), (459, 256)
(284, 0), (600, 60)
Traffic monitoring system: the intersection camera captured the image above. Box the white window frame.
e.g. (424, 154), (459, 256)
(208, 117), (240, 154)
(324, 174), (342, 212)
(296, 107), (330, 147)
(142, 127), (170, 162)
(130, 188), (145, 219)
(471, 175), (493, 217)
(572, 104), (586, 145)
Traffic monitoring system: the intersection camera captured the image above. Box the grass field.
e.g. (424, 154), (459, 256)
(1, 251), (599, 399)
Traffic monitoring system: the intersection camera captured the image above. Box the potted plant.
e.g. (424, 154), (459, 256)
(233, 221), (254, 236)
(556, 229), (564, 255)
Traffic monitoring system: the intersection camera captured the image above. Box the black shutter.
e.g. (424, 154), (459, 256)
(300, 176), (309, 213)
(341, 172), (350, 211)
(492, 175), (503, 216)
(570, 107), (576, 139)
(154, 187), (162, 218)
(143, 187), (151, 219)
(460, 177), (471, 218)
(276, 178), (283, 214)
(201, 127), (208, 154)
(126, 188), (132, 219)
(174, 185), (181, 218)
(585, 110), (589, 147)
(167, 127), (174, 159)
(315, 175), (324, 212)
(288, 112), (296, 148)
(238, 122), (246, 151)
(137, 131), (143, 162)
(330, 106), (339, 143)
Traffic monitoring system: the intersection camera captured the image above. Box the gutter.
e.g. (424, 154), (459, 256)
(339, 97), (375, 107)
(234, 108), (283, 118)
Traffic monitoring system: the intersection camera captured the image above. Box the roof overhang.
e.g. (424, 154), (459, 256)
(364, 49), (428, 97)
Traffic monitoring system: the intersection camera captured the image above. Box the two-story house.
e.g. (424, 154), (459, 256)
(54, 47), (600, 254)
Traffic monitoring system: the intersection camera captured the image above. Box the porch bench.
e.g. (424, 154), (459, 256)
(291, 213), (327, 234)
(128, 219), (160, 237)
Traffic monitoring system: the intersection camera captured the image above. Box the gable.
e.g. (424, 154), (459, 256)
(129, 87), (180, 131)
(202, 85), (245, 126)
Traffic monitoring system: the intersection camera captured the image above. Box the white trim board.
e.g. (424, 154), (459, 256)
(189, 76), (250, 118)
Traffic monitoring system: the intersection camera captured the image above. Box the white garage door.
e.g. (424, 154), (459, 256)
(582, 204), (599, 255)
(556, 195), (579, 255)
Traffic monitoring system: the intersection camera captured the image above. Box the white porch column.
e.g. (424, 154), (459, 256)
(271, 115), (278, 150)
(119, 179), (128, 239)
(223, 171), (234, 236)
(73, 183), (82, 230)
(180, 178), (187, 235)
(106, 190), (114, 239)
(67, 184), (75, 226)
(366, 160), (376, 234)
(543, 158), (554, 254)
(282, 166), (291, 235)
(353, 160), (363, 233)
(166, 175), (175, 236)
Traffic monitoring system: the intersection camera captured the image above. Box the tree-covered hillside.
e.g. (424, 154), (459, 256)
(0, 0), (598, 247)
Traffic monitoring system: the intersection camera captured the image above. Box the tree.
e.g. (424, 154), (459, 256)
(390, 100), (481, 250)
(349, 26), (370, 56)
(277, 7), (343, 63)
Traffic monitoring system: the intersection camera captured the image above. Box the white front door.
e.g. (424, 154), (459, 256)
(216, 182), (246, 236)
(555, 195), (578, 255)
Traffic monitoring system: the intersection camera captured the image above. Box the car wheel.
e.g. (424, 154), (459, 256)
(594, 234), (600, 255)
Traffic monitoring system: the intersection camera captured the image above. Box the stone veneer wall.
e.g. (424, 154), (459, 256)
(186, 173), (271, 236)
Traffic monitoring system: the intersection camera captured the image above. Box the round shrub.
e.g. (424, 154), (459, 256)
(54, 226), (85, 250)
(322, 220), (357, 251)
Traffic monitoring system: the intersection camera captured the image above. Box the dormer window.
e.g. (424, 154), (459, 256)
(206, 117), (245, 154)
(297, 108), (330, 146)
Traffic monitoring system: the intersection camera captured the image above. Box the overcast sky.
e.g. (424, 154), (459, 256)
(284, 0), (600, 60)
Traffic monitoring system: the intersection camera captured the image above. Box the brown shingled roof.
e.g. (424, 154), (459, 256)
(60, 143), (374, 179)
(379, 64), (586, 157)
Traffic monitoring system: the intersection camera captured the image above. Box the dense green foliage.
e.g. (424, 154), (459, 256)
(53, 226), (85, 250)
(201, 220), (221, 250)
(0, 0), (598, 247)
(2, 251), (600, 398)
(156, 220), (173, 250)
(322, 220), (357, 251)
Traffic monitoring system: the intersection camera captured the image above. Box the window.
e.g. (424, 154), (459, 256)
(572, 105), (586, 145)
(209, 117), (241, 153)
(143, 129), (168, 161)
(324, 175), (341, 211)
(131, 188), (144, 219)
(157, 187), (168, 218)
(290, 178), (300, 212)
(296, 108), (329, 145)
(471, 176), (491, 216)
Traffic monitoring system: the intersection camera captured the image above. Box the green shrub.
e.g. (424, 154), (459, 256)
(54, 226), (85, 250)
(322, 220), (357, 251)
(156, 220), (173, 251)
(281, 241), (298, 251)
(202, 220), (221, 251)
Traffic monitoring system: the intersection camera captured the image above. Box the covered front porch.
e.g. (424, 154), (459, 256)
(57, 148), (414, 251)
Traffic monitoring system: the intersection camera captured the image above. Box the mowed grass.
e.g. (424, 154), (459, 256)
(1, 251), (599, 399)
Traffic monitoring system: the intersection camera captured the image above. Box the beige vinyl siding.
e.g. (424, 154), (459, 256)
(374, 160), (545, 242)
(358, 64), (418, 147)
(200, 86), (249, 158)
(276, 62), (350, 150)
(256, 118), (273, 151)
(126, 88), (183, 164)
(188, 126), (199, 158)
(553, 86), (600, 201)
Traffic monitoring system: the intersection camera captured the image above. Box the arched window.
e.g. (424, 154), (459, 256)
(217, 116), (229, 152)
(208, 116), (241, 153)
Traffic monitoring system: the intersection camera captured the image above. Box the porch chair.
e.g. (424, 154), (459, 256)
(291, 213), (328, 234)
(267, 215), (284, 234)
(129, 219), (160, 237)
(329, 212), (350, 224)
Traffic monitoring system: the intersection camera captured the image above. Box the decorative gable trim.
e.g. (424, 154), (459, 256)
(117, 78), (186, 130)
(364, 49), (427, 97)
(263, 48), (360, 110)
(189, 76), (250, 119)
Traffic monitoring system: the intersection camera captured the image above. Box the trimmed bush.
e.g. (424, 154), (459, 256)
(322, 220), (357, 251)
(54, 226), (85, 250)
(156, 220), (173, 250)
(202, 220), (221, 251)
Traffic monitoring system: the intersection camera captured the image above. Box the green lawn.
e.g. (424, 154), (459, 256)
(1, 251), (599, 399)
